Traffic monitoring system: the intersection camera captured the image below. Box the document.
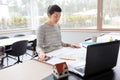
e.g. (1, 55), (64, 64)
(45, 47), (87, 66)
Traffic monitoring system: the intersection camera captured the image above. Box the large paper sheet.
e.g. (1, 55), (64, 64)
(45, 47), (87, 66)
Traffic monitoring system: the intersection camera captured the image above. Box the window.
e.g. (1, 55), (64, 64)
(38, 0), (97, 29)
(0, 0), (30, 30)
(0, 0), (120, 31)
(103, 0), (120, 29)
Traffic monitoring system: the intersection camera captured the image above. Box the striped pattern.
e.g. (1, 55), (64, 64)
(36, 23), (63, 53)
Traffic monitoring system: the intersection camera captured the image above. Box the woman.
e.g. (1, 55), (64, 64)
(36, 4), (80, 61)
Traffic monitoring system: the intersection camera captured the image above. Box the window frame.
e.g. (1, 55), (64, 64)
(62, 0), (120, 31)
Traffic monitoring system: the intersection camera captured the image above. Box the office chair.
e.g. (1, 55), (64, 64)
(14, 34), (25, 37)
(27, 39), (38, 58)
(0, 46), (5, 66)
(85, 38), (92, 41)
(5, 40), (28, 64)
(0, 36), (9, 39)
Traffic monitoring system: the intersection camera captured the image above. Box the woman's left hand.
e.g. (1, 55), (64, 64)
(70, 44), (80, 48)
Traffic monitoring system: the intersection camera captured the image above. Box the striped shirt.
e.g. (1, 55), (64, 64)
(36, 23), (63, 54)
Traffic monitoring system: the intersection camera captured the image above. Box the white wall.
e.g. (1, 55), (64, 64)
(61, 30), (110, 43)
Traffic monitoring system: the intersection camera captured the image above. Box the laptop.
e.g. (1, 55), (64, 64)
(69, 40), (120, 77)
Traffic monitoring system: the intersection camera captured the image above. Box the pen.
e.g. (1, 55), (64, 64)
(44, 56), (52, 61)
(59, 58), (76, 61)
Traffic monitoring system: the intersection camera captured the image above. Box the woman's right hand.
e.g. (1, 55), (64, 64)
(38, 52), (46, 61)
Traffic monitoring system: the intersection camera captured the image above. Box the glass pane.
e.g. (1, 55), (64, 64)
(38, 0), (97, 29)
(0, 0), (30, 30)
(103, 0), (120, 29)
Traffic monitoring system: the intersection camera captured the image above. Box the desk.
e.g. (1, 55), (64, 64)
(0, 33), (120, 80)
(0, 55), (120, 80)
(0, 35), (36, 46)
(0, 60), (53, 80)
(97, 33), (120, 42)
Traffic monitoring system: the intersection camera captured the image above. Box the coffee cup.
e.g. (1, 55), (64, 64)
(92, 36), (97, 42)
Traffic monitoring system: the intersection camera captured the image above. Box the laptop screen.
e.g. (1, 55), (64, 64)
(85, 40), (120, 76)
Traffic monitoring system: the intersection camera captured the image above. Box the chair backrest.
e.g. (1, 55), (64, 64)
(11, 40), (28, 56)
(0, 46), (5, 56)
(14, 34), (25, 37)
(32, 39), (37, 51)
(0, 36), (9, 39)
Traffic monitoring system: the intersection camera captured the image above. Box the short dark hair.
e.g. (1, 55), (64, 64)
(47, 4), (62, 15)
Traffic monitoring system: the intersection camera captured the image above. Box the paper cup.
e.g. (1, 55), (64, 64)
(92, 36), (97, 42)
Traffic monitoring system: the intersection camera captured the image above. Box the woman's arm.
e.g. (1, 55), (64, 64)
(36, 26), (47, 61)
(62, 42), (80, 48)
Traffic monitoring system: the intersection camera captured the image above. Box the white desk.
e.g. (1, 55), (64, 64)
(86, 33), (120, 43)
(97, 32), (120, 42)
(0, 60), (53, 80)
(0, 35), (36, 46)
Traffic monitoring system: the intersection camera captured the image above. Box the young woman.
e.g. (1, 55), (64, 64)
(36, 4), (80, 61)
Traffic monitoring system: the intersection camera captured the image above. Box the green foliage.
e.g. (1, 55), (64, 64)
(0, 17), (8, 27)
(39, 17), (48, 23)
(65, 15), (97, 22)
(0, 18), (6, 26)
(39, 15), (97, 23)
(11, 16), (27, 26)
(0, 16), (28, 30)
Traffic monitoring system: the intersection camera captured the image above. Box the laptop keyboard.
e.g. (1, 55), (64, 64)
(74, 66), (85, 73)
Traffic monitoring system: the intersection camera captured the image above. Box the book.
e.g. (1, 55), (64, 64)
(81, 42), (101, 48)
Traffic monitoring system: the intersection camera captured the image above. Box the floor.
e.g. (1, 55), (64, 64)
(0, 50), (37, 70)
